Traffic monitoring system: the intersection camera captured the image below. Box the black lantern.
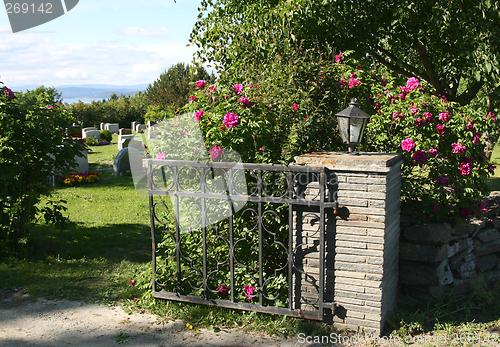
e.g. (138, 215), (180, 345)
(335, 98), (371, 153)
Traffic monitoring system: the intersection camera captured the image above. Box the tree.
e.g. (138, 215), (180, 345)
(191, 0), (499, 108)
(145, 63), (213, 112)
(0, 84), (83, 245)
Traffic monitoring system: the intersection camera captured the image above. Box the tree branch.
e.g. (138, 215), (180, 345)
(414, 42), (441, 93)
(374, 45), (425, 79)
(370, 51), (415, 79)
(453, 80), (485, 105)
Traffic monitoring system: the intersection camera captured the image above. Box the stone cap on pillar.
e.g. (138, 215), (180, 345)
(294, 152), (403, 173)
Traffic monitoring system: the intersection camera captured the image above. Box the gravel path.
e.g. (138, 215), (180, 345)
(0, 292), (301, 347)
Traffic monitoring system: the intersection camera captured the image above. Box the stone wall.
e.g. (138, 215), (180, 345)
(400, 194), (500, 297)
(294, 152), (403, 334)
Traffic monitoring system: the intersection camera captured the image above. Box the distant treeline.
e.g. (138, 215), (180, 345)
(67, 63), (214, 129)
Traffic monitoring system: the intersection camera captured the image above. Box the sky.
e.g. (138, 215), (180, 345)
(0, 0), (201, 88)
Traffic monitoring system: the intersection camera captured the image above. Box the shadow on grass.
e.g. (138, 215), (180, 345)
(387, 279), (500, 337)
(23, 222), (151, 263)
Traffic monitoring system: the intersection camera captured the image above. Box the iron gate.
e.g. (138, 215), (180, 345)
(147, 159), (338, 320)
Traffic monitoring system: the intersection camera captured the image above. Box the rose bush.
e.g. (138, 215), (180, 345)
(366, 75), (497, 219)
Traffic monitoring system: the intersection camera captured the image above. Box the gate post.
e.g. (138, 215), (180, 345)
(294, 152), (403, 335)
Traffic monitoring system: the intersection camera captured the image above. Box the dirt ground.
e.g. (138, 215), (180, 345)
(0, 291), (301, 347)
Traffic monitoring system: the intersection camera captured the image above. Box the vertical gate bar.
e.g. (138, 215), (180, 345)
(258, 169), (264, 305)
(174, 166), (182, 290)
(201, 167), (208, 298)
(228, 168), (235, 302)
(319, 169), (326, 318)
(148, 161), (157, 293)
(287, 170), (293, 309)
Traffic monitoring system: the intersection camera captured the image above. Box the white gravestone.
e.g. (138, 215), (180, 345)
(81, 127), (97, 138)
(131, 122), (137, 132)
(107, 123), (120, 134)
(100, 122), (105, 131)
(73, 149), (89, 173)
(83, 130), (101, 140)
(135, 124), (146, 133)
(118, 134), (135, 150)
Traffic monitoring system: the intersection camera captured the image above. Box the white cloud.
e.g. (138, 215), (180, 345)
(0, 32), (195, 87)
(120, 26), (169, 37)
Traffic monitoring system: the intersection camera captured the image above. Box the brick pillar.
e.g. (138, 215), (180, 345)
(294, 152), (402, 334)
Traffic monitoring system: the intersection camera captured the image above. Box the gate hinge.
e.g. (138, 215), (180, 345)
(322, 302), (337, 314)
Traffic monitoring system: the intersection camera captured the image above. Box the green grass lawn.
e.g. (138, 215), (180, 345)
(0, 136), (150, 303)
(0, 137), (499, 340)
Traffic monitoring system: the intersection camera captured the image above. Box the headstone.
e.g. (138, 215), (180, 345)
(113, 148), (130, 176)
(131, 121), (137, 132)
(82, 130), (101, 140)
(119, 128), (132, 136)
(107, 123), (120, 134)
(81, 127), (98, 138)
(100, 122), (105, 131)
(73, 149), (89, 173)
(118, 134), (135, 150)
(136, 124), (146, 133)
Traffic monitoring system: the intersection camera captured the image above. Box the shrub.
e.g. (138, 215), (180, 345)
(85, 137), (99, 146)
(365, 76), (497, 220)
(100, 130), (112, 142)
(0, 84), (83, 245)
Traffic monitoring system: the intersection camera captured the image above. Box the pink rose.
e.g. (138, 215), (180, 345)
(348, 73), (361, 89)
(2, 86), (15, 100)
(405, 77), (420, 92)
(472, 133), (480, 145)
(428, 148), (438, 157)
(438, 112), (451, 122)
(401, 138), (415, 152)
(194, 110), (204, 122)
(195, 80), (206, 89)
(410, 106), (419, 115)
(233, 83), (244, 95)
(398, 93), (407, 101)
(156, 152), (167, 160)
(466, 121), (474, 131)
(208, 85), (217, 92)
(292, 103), (300, 112)
(423, 112), (433, 122)
(436, 176), (449, 186)
(209, 145), (224, 160)
(487, 111), (496, 123)
(238, 96), (252, 107)
(436, 124), (446, 136)
(412, 150), (427, 164)
(392, 111), (401, 120)
(188, 95), (197, 103)
(217, 284), (229, 296)
(339, 78), (347, 88)
(451, 143), (466, 154)
(223, 112), (239, 128)
(415, 118), (424, 127)
(335, 50), (343, 63)
(459, 162), (471, 176)
(243, 285), (255, 301)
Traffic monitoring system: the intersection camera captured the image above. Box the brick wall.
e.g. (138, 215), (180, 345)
(293, 152), (402, 334)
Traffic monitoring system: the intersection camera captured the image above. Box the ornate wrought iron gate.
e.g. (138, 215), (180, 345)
(147, 159), (338, 320)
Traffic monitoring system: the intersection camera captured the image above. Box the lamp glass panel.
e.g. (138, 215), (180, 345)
(349, 117), (367, 143)
(337, 116), (350, 143)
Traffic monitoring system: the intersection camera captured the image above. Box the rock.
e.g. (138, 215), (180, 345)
(400, 259), (453, 286)
(493, 217), (500, 229)
(476, 228), (500, 243)
(452, 222), (478, 237)
(448, 238), (473, 258)
(400, 242), (448, 262)
(113, 148), (130, 176)
(402, 223), (452, 244)
(476, 255), (497, 272)
(475, 239), (500, 257)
